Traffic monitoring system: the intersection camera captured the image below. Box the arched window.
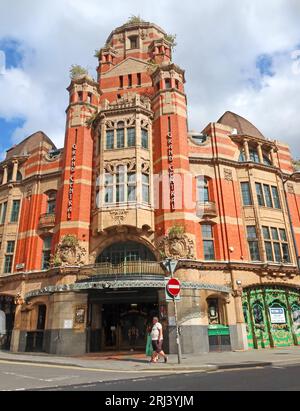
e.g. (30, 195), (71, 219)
(96, 241), (156, 265)
(46, 191), (57, 214)
(197, 177), (210, 203)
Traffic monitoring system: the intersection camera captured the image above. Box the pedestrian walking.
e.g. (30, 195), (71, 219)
(150, 317), (168, 363)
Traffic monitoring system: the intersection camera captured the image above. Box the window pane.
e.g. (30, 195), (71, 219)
(105, 173), (113, 185)
(142, 129), (149, 149)
(250, 149), (260, 163)
(272, 186), (281, 209)
(265, 242), (274, 261)
(105, 187), (113, 203)
(47, 200), (56, 214)
(263, 226), (271, 239)
(43, 237), (52, 250)
(263, 185), (273, 208)
(4, 255), (13, 273)
(128, 173), (136, 184)
(7, 241), (15, 253)
(165, 78), (171, 89)
(42, 251), (51, 270)
(249, 241), (260, 261)
(239, 150), (246, 162)
(279, 229), (287, 242)
(202, 225), (213, 239)
(271, 228), (279, 240)
(1, 202), (7, 224)
(203, 240), (215, 260)
(247, 226), (257, 239)
(127, 128), (136, 147)
(10, 200), (20, 223)
(274, 242), (282, 262)
(241, 182), (252, 206)
(128, 185), (136, 202)
(256, 183), (265, 206)
(106, 130), (114, 149)
(117, 128), (125, 148)
(282, 244), (290, 263)
(116, 185), (125, 203)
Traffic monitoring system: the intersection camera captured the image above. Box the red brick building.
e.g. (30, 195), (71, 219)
(1, 20), (300, 355)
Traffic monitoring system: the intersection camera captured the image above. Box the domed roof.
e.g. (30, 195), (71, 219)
(217, 111), (265, 139)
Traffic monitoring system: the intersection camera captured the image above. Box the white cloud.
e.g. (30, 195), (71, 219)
(0, 0), (299, 157)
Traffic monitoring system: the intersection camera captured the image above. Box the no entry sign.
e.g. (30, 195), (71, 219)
(166, 278), (181, 298)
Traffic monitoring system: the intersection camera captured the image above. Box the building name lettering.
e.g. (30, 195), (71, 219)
(67, 144), (77, 220)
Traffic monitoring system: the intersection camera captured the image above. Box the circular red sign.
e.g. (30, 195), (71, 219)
(166, 278), (181, 297)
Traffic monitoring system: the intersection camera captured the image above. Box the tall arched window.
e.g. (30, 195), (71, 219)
(96, 241), (156, 265)
(197, 177), (210, 203)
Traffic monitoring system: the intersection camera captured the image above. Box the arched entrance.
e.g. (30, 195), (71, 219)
(242, 286), (300, 349)
(88, 241), (161, 352)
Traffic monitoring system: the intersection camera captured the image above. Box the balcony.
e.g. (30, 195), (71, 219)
(38, 213), (56, 230)
(77, 261), (165, 282)
(196, 201), (217, 219)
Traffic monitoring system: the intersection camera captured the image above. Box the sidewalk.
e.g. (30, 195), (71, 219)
(1, 346), (300, 373)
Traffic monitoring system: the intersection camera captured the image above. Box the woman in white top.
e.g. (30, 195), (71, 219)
(150, 317), (168, 363)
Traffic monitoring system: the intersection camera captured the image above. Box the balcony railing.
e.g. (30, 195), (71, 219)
(77, 261), (165, 282)
(38, 213), (56, 230)
(196, 201), (218, 218)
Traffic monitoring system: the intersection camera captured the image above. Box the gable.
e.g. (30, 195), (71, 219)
(102, 58), (150, 78)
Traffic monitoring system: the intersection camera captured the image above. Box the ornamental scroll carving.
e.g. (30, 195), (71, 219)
(104, 159), (136, 174)
(157, 232), (195, 260)
(224, 168), (233, 181)
(51, 235), (87, 267)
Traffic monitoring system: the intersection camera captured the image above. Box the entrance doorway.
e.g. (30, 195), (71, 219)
(88, 300), (158, 352)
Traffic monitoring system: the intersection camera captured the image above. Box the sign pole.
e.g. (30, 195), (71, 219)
(168, 259), (182, 365)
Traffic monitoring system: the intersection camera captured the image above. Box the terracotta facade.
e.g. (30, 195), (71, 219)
(1, 21), (300, 354)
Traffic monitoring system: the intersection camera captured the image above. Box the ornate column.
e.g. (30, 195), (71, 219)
(243, 139), (250, 161)
(2, 165), (8, 185)
(11, 160), (19, 182)
(270, 148), (278, 167)
(257, 143), (264, 164)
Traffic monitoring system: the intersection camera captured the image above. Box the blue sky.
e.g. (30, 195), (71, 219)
(0, 0), (300, 160)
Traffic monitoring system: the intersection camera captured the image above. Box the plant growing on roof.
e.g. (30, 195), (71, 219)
(70, 65), (89, 80)
(127, 15), (145, 24)
(165, 33), (177, 51)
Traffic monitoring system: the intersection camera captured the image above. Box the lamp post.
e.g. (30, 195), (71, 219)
(162, 258), (182, 364)
(281, 171), (300, 270)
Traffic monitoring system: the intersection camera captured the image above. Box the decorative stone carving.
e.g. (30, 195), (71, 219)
(141, 161), (150, 174)
(110, 209), (128, 225)
(51, 235), (87, 267)
(14, 293), (24, 306)
(224, 168), (233, 181)
(157, 231), (195, 259)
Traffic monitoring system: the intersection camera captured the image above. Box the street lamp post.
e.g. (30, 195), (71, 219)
(281, 171), (300, 270)
(163, 258), (183, 364)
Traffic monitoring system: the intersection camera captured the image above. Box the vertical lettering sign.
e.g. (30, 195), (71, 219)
(67, 144), (77, 220)
(167, 132), (175, 212)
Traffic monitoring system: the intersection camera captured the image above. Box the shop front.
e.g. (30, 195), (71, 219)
(243, 286), (300, 349)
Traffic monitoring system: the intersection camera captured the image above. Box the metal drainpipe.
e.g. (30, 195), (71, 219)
(281, 174), (300, 270)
